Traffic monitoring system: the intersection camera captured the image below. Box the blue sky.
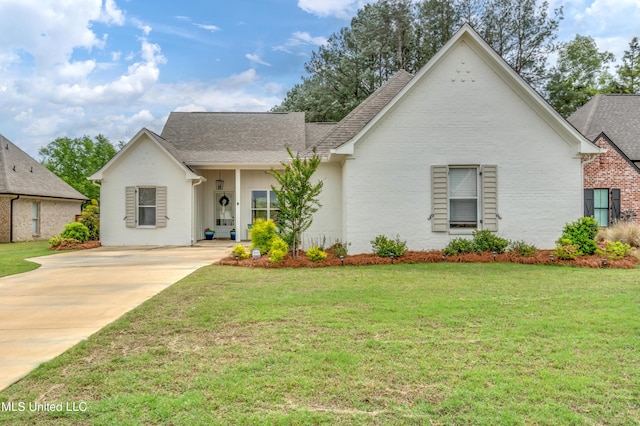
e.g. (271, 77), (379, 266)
(1, 0), (639, 158)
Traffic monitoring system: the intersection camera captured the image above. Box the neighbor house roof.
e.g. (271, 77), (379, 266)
(0, 134), (87, 200)
(567, 94), (640, 160)
(160, 112), (309, 165)
(306, 70), (414, 157)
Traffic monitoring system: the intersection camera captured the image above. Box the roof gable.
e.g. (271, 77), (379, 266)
(0, 134), (87, 200)
(334, 24), (600, 156)
(568, 94), (640, 160)
(89, 128), (201, 181)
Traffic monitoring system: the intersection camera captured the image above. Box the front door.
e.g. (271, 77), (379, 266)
(215, 191), (235, 237)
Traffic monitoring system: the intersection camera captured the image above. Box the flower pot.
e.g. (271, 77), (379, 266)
(204, 231), (214, 240)
(230, 231), (236, 240)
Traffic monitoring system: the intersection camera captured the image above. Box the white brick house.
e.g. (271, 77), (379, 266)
(90, 25), (600, 251)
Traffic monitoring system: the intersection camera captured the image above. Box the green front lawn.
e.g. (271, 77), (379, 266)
(1, 263), (638, 424)
(0, 241), (54, 278)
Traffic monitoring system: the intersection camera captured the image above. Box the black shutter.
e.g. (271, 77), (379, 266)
(611, 189), (621, 220)
(584, 189), (594, 217)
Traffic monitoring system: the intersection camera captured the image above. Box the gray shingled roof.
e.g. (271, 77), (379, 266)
(567, 94), (640, 160)
(160, 112), (308, 164)
(306, 70), (414, 157)
(0, 134), (87, 200)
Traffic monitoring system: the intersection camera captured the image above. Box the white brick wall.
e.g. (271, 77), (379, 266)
(342, 40), (583, 252)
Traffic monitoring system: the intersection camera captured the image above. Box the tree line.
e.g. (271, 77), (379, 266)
(273, 0), (640, 120)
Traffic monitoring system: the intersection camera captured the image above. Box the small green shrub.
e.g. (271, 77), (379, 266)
(331, 240), (351, 258)
(268, 237), (289, 263)
(49, 236), (62, 248)
(596, 241), (633, 260)
(560, 217), (599, 255)
(251, 219), (279, 256)
(472, 230), (509, 254)
(231, 244), (249, 260)
(553, 238), (580, 260)
(306, 246), (327, 262)
(442, 238), (475, 256)
(80, 199), (100, 241)
(508, 240), (537, 257)
(371, 235), (407, 258)
(61, 222), (90, 242)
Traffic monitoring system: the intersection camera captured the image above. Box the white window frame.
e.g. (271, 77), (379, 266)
(137, 187), (157, 228)
(251, 190), (280, 223)
(448, 166), (479, 230)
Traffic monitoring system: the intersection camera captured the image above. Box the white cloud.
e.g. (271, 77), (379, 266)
(100, 0), (125, 25)
(194, 23), (221, 32)
(246, 54), (272, 66)
(297, 0), (372, 19)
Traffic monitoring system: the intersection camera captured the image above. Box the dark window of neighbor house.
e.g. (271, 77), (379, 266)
(32, 202), (40, 234)
(585, 188), (621, 227)
(138, 187), (157, 226)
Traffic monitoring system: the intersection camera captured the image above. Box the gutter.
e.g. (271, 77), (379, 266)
(9, 194), (19, 243)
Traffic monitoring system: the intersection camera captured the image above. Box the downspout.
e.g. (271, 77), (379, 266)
(9, 194), (20, 243)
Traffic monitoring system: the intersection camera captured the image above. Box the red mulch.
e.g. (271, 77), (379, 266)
(50, 240), (102, 251)
(218, 249), (640, 269)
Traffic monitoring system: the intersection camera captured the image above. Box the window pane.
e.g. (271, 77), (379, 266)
(252, 191), (267, 209)
(252, 210), (267, 222)
(139, 188), (156, 206)
(594, 209), (608, 227)
(450, 199), (477, 226)
(449, 168), (477, 197)
(270, 190), (280, 208)
(594, 189), (609, 208)
(139, 207), (156, 226)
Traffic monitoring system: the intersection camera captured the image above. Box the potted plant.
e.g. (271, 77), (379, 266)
(204, 227), (215, 240)
(229, 228), (236, 240)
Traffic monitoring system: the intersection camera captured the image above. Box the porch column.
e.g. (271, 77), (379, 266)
(235, 168), (241, 242)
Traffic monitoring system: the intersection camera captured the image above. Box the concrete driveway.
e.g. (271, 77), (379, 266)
(0, 244), (231, 391)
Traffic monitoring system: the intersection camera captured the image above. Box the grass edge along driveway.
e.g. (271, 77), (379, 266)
(1, 263), (638, 425)
(0, 241), (57, 278)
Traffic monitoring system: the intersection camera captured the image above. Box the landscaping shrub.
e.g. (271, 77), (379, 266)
(442, 231), (509, 256)
(597, 221), (640, 248)
(442, 238), (475, 256)
(330, 240), (351, 258)
(80, 199), (100, 241)
(306, 246), (328, 262)
(250, 219), (279, 256)
(596, 241), (633, 260)
(268, 237), (289, 263)
(49, 236), (62, 248)
(472, 230), (509, 253)
(507, 240), (537, 257)
(371, 235), (407, 258)
(231, 244), (249, 260)
(553, 238), (580, 260)
(60, 222), (90, 242)
(559, 217), (599, 255)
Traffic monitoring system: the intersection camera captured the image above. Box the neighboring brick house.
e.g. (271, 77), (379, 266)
(0, 135), (87, 242)
(568, 95), (640, 225)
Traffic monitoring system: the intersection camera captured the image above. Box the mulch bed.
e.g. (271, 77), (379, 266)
(218, 249), (640, 269)
(50, 240), (102, 251)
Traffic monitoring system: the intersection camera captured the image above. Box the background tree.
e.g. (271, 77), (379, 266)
(274, 0), (562, 121)
(268, 148), (323, 259)
(616, 37), (640, 93)
(39, 135), (118, 201)
(545, 35), (615, 117)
